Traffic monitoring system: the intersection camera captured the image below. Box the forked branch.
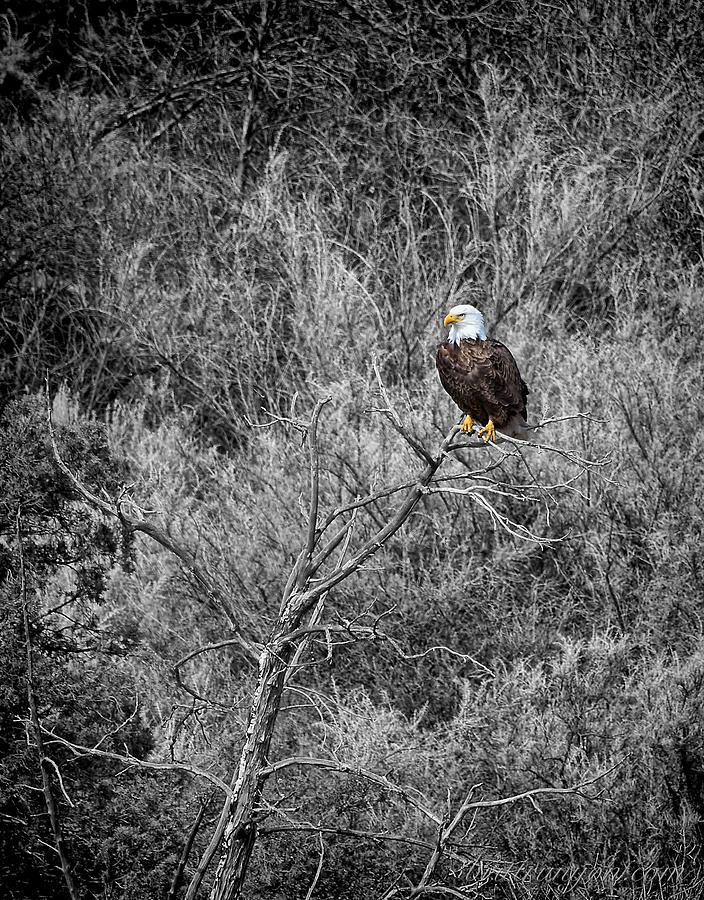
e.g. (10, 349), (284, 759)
(45, 381), (258, 664)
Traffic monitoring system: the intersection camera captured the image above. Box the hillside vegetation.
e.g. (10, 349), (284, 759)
(2, 2), (704, 898)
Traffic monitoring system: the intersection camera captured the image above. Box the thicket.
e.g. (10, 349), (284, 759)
(2, 2), (704, 898)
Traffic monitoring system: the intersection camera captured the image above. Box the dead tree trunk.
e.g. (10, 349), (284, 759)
(207, 614), (300, 895)
(196, 408), (461, 900)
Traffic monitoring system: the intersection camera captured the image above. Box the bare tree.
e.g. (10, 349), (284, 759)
(47, 387), (606, 900)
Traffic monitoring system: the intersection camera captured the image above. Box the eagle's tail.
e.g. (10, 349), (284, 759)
(498, 415), (533, 442)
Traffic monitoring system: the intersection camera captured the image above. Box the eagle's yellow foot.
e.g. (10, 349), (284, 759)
(478, 419), (496, 443)
(460, 415), (474, 434)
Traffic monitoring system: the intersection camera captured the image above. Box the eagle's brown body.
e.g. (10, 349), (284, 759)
(436, 337), (529, 439)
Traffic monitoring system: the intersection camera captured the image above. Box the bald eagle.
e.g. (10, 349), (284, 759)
(436, 303), (529, 442)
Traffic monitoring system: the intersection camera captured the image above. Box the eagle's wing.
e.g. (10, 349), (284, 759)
(480, 339), (528, 420)
(436, 338), (528, 425)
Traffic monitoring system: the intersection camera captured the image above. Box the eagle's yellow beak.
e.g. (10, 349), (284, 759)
(444, 312), (464, 327)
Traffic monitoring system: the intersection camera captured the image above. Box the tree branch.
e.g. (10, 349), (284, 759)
(304, 832), (326, 900)
(303, 423), (461, 605)
(168, 793), (214, 900)
(174, 641), (261, 708)
(299, 396), (332, 586)
(372, 357), (435, 465)
(45, 379), (258, 663)
(257, 823), (467, 862)
(259, 756), (440, 826)
(40, 727), (232, 798)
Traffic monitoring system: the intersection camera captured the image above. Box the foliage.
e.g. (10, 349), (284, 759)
(0, 397), (193, 898)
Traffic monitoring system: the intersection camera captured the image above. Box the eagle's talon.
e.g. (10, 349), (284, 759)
(460, 415), (474, 434)
(478, 420), (496, 443)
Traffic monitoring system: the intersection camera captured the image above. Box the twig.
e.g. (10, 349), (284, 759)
(93, 66), (248, 144)
(300, 397), (332, 586)
(409, 789), (480, 897)
(284, 591), (330, 685)
(43, 758), (75, 808)
(259, 756), (440, 826)
(308, 513), (358, 574)
(258, 823), (468, 863)
(372, 358), (434, 465)
(168, 793), (214, 900)
(40, 727), (232, 797)
(317, 478), (419, 534)
(304, 832), (326, 900)
(392, 643), (495, 678)
(281, 397), (334, 609)
(462, 765), (619, 810)
(174, 640), (261, 708)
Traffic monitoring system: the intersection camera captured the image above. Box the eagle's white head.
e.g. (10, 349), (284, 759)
(443, 304), (487, 345)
